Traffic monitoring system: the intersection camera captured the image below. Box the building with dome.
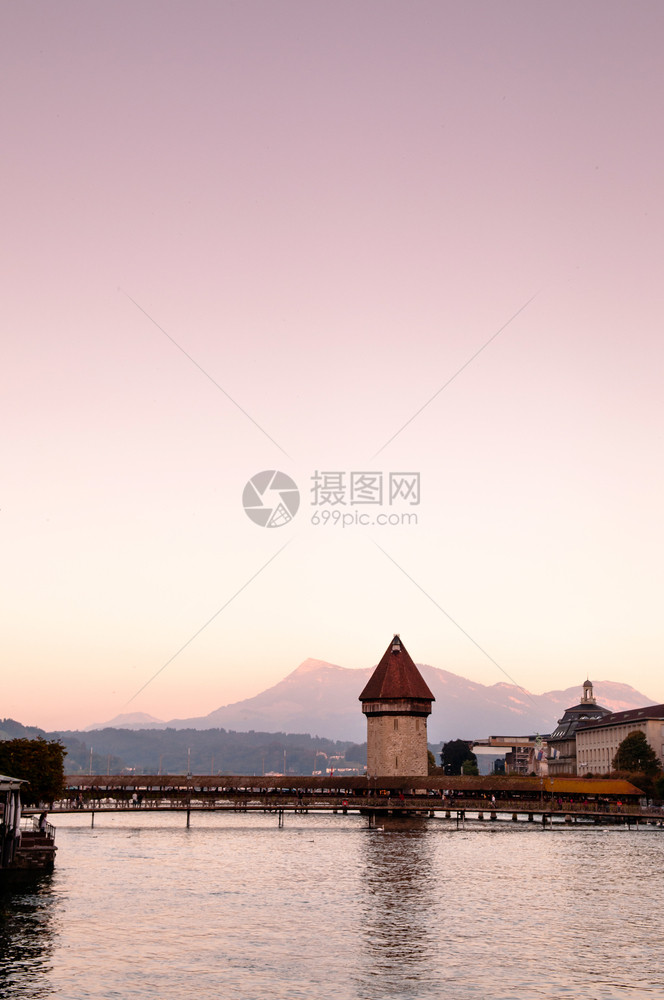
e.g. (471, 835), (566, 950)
(547, 680), (612, 776)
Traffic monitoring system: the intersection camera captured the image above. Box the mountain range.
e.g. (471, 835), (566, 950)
(90, 659), (655, 743)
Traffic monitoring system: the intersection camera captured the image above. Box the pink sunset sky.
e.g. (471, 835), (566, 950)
(3, 2), (664, 731)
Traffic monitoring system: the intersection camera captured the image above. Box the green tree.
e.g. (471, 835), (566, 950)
(0, 737), (66, 805)
(440, 739), (477, 776)
(461, 759), (480, 776)
(612, 731), (660, 776)
(427, 750), (438, 774)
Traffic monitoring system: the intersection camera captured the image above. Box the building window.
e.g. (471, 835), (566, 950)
(394, 719), (398, 731)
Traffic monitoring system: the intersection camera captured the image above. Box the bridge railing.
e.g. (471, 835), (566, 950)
(51, 790), (658, 817)
(20, 816), (57, 840)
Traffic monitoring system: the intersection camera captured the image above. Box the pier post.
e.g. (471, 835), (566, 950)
(278, 810), (284, 829)
(91, 810), (95, 829)
(186, 808), (191, 828)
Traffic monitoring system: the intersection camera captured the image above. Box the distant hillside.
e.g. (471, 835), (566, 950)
(0, 718), (48, 742)
(90, 660), (655, 743)
(0, 716), (366, 776)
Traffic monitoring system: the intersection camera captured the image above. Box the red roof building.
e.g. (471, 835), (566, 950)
(359, 635), (434, 778)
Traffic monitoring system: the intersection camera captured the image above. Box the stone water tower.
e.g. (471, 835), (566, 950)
(359, 635), (435, 777)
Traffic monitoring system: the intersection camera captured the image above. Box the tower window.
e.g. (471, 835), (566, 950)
(394, 719), (398, 731)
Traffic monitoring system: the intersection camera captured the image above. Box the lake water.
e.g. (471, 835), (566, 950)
(1, 812), (662, 999)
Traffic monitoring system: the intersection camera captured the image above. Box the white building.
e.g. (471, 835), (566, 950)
(576, 704), (664, 775)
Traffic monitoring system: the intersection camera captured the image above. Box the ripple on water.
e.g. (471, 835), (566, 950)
(1, 815), (663, 999)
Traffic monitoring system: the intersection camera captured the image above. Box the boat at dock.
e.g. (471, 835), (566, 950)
(1, 774), (56, 879)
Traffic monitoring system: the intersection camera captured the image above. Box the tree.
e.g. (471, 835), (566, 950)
(0, 737), (66, 805)
(461, 759), (479, 776)
(612, 731), (660, 776)
(344, 744), (367, 764)
(440, 739), (477, 776)
(427, 750), (438, 774)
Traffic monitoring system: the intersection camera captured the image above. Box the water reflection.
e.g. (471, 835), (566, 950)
(0, 875), (55, 998)
(356, 828), (439, 998)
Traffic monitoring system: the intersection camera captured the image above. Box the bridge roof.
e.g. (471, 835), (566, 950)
(359, 635), (434, 703)
(64, 774), (643, 797)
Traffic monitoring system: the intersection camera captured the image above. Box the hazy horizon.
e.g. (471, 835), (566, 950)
(12, 654), (657, 734)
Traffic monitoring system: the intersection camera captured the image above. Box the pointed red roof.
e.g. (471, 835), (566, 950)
(359, 635), (435, 702)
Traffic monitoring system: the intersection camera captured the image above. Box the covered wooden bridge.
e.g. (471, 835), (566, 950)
(57, 773), (649, 822)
